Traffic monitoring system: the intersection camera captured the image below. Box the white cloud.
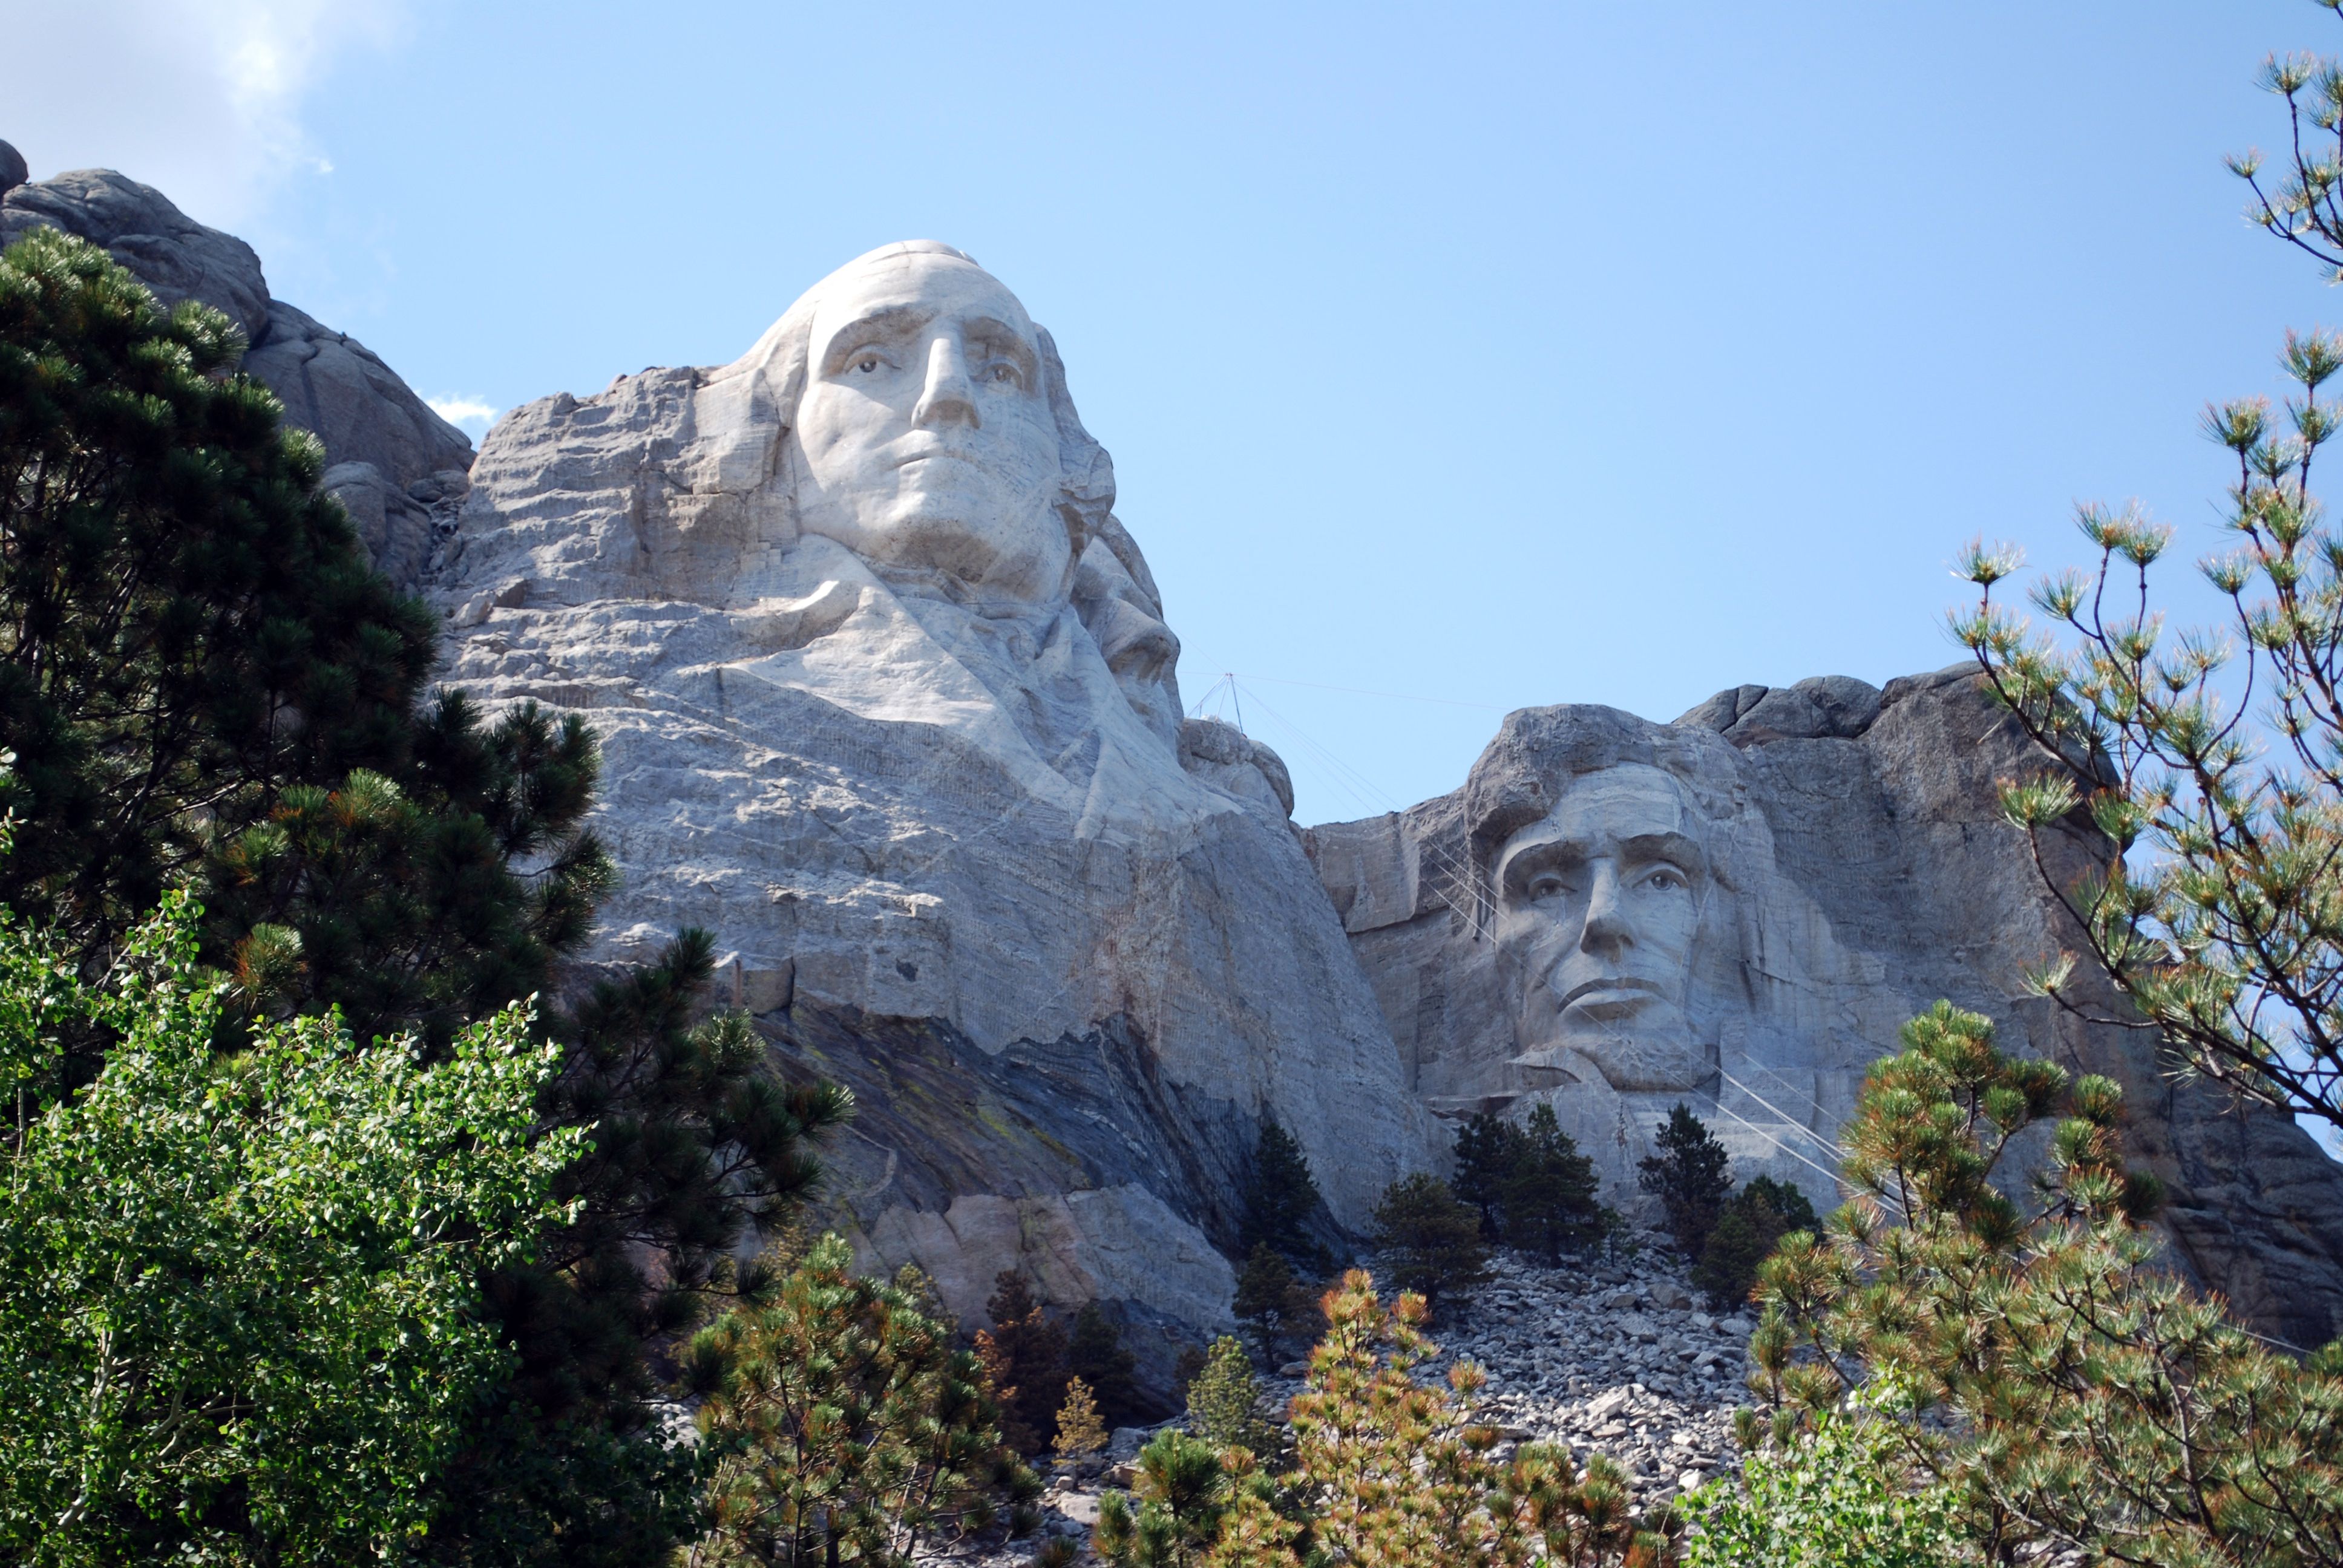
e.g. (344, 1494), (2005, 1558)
(428, 396), (499, 438)
(2, 0), (405, 228)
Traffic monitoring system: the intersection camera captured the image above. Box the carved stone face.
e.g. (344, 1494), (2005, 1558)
(788, 249), (1071, 606)
(1492, 764), (1707, 1082)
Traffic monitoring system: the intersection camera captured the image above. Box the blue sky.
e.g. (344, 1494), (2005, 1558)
(10, 0), (2342, 823)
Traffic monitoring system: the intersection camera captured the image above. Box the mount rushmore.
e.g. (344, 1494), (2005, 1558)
(10, 157), (2343, 1369)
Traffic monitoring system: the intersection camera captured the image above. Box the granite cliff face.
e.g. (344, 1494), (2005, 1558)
(0, 163), (476, 584)
(417, 241), (1434, 1374)
(8, 157), (2341, 1358)
(1307, 670), (2343, 1351)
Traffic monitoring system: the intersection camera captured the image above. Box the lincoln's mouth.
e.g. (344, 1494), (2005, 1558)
(1556, 977), (1666, 1010)
(891, 444), (983, 469)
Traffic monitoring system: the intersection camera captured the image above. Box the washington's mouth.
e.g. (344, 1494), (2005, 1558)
(1556, 977), (1665, 1010)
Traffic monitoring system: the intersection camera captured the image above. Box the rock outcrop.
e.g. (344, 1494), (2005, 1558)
(0, 165), (473, 579)
(422, 241), (1434, 1377)
(1308, 668), (2343, 1350)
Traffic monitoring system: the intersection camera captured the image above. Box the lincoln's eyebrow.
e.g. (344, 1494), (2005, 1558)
(816, 304), (936, 373)
(1497, 835), (1589, 890)
(1620, 831), (1703, 872)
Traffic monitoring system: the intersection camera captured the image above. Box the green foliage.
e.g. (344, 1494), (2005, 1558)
(1680, 1385), (1964, 1568)
(1368, 1172), (1491, 1313)
(975, 1271), (1070, 1457)
(0, 228), (611, 1055)
(1185, 1336), (1278, 1459)
(1501, 1103), (1607, 1263)
(1638, 1103), (1733, 1259)
(1953, 1), (2343, 1141)
(1070, 1301), (1147, 1428)
(1096, 1428), (1249, 1568)
(1240, 1118), (1327, 1266)
(1452, 1104), (1608, 1263)
(0, 890), (582, 1566)
(1451, 1109), (1519, 1240)
(1233, 1242), (1324, 1368)
(682, 1234), (1037, 1567)
(1746, 1000), (2343, 1567)
(1693, 1176), (1818, 1310)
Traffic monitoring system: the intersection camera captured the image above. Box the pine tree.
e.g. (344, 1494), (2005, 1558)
(1184, 1336), (1276, 1459)
(1496, 1103), (1607, 1264)
(684, 1236), (1038, 1565)
(1068, 1301), (1144, 1429)
(1691, 1175), (1816, 1310)
(1054, 1377), (1108, 1462)
(0, 229), (611, 1057)
(975, 1272), (1070, 1457)
(1232, 1243), (1313, 1367)
(1239, 1118), (1325, 1266)
(1637, 1103), (1732, 1259)
(1451, 1110), (1526, 1241)
(1368, 1174), (1489, 1313)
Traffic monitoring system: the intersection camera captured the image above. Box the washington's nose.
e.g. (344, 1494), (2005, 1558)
(1578, 862), (1631, 958)
(913, 335), (980, 430)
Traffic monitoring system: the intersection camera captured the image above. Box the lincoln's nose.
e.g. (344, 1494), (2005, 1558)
(1578, 861), (1631, 959)
(913, 335), (980, 430)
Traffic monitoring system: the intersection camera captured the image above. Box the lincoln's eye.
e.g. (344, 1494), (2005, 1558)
(990, 364), (1015, 383)
(1647, 867), (1685, 891)
(856, 356), (880, 374)
(1529, 874), (1565, 901)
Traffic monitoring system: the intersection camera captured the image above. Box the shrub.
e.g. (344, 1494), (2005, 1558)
(1680, 1383), (1963, 1568)
(1369, 1172), (1490, 1312)
(1233, 1241), (1324, 1367)
(1637, 1103), (1732, 1259)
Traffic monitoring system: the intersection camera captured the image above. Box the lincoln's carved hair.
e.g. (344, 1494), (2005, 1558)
(725, 240), (1118, 573)
(1459, 704), (1747, 924)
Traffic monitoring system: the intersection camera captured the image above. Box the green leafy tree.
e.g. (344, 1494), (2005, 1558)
(0, 890), (582, 1566)
(1499, 1102), (1607, 1263)
(1743, 1000), (2343, 1567)
(1693, 1176), (1818, 1311)
(1070, 1301), (1147, 1428)
(1452, 1111), (1526, 1241)
(1240, 1118), (1327, 1266)
(1638, 1103), (1733, 1259)
(975, 1271), (1070, 1457)
(681, 1234), (1039, 1567)
(1368, 1173), (1490, 1315)
(1680, 1381), (1963, 1568)
(1185, 1336), (1279, 1459)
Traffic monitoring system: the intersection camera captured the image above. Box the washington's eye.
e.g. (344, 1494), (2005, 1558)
(855, 356), (882, 374)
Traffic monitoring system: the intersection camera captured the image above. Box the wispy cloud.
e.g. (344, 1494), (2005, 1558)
(428, 396), (499, 439)
(7, 0), (407, 227)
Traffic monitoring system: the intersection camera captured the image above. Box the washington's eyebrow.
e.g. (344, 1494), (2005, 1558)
(959, 315), (1038, 377)
(817, 304), (936, 371)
